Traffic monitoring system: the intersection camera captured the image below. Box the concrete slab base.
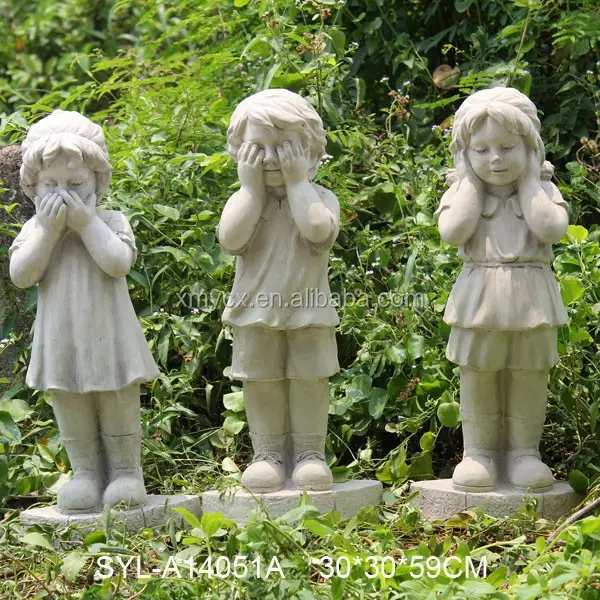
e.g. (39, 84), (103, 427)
(20, 495), (202, 534)
(202, 480), (383, 524)
(410, 479), (582, 521)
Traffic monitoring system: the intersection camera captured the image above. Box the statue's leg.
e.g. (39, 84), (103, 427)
(241, 379), (287, 493)
(504, 368), (553, 491)
(231, 324), (288, 493)
(452, 366), (502, 492)
(97, 383), (147, 508)
(52, 390), (103, 513)
(288, 377), (332, 491)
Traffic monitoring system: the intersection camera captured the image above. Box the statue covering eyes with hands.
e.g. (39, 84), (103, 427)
(217, 89), (341, 493)
(434, 87), (569, 493)
(9, 110), (160, 514)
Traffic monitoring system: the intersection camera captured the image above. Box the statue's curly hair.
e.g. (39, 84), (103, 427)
(226, 89), (327, 180)
(20, 109), (111, 200)
(450, 87), (546, 165)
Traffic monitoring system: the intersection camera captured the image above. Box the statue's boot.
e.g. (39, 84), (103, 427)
(241, 432), (287, 493)
(102, 432), (148, 508)
(98, 385), (147, 508)
(241, 380), (287, 493)
(289, 378), (333, 491)
(452, 367), (500, 492)
(291, 433), (333, 491)
(52, 392), (104, 513)
(505, 369), (553, 492)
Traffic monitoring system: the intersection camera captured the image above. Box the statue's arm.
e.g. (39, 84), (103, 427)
(520, 180), (568, 244)
(216, 189), (263, 255)
(77, 213), (136, 278)
(9, 218), (62, 288)
(287, 182), (339, 248)
(435, 181), (482, 247)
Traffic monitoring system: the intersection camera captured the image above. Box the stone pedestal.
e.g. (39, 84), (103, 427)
(19, 495), (201, 534)
(410, 479), (582, 521)
(202, 480), (382, 524)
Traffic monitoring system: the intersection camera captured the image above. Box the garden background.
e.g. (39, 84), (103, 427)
(0, 0), (599, 597)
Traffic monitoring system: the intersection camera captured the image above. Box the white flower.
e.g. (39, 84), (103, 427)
(403, 80), (411, 87)
(192, 308), (200, 314)
(152, 311), (159, 316)
(380, 76), (389, 83)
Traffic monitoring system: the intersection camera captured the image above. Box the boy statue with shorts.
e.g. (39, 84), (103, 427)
(217, 89), (340, 493)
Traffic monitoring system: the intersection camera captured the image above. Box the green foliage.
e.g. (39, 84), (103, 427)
(0, 7), (599, 597)
(2, 496), (600, 598)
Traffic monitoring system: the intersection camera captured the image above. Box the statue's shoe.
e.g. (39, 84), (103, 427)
(506, 452), (553, 492)
(292, 451), (333, 491)
(241, 451), (285, 493)
(452, 454), (498, 492)
(58, 471), (102, 513)
(101, 433), (148, 509)
(103, 470), (148, 508)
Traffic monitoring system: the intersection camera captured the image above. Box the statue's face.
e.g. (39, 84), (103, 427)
(466, 118), (527, 188)
(243, 120), (306, 188)
(36, 154), (96, 202)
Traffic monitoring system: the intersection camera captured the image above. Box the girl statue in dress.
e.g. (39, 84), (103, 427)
(9, 110), (160, 513)
(434, 87), (568, 493)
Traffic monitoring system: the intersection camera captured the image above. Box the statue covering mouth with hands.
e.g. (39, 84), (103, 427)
(9, 110), (160, 514)
(217, 89), (341, 493)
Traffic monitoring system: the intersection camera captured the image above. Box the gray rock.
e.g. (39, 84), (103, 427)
(0, 144), (34, 393)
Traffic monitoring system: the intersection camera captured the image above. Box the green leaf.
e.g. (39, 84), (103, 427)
(345, 375), (372, 400)
(0, 397), (32, 422)
(0, 411), (21, 443)
(368, 387), (387, 419)
(487, 564), (508, 588)
(201, 512), (224, 538)
(23, 532), (55, 551)
(406, 333), (425, 360)
(157, 327), (170, 366)
(222, 416), (245, 436)
(82, 530), (106, 546)
(385, 345), (406, 365)
(455, 0), (474, 12)
(567, 224), (588, 242)
(419, 432), (435, 452)
(222, 391), (244, 412)
(172, 506), (203, 529)
(154, 204), (180, 221)
(328, 28), (346, 54)
(568, 469), (588, 495)
(62, 551), (88, 583)
(304, 519), (333, 536)
(221, 457), (240, 473)
(234, 0), (250, 6)
(437, 401), (461, 428)
(409, 452), (433, 478)
(281, 504), (320, 524)
(560, 277), (584, 305)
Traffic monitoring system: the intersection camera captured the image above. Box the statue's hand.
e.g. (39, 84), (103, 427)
(277, 140), (310, 186)
(34, 192), (66, 235)
(456, 150), (483, 192)
(237, 142), (265, 197)
(62, 190), (97, 233)
(518, 149), (542, 189)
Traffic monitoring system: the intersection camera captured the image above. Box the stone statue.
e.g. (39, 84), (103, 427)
(217, 89), (340, 493)
(9, 110), (160, 514)
(434, 87), (568, 493)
